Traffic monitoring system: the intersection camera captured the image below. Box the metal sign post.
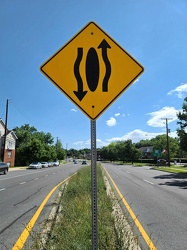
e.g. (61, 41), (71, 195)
(91, 120), (98, 249)
(40, 22), (144, 250)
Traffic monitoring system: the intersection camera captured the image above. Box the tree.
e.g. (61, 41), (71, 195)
(55, 139), (66, 160)
(13, 124), (58, 166)
(150, 134), (179, 159)
(135, 139), (153, 149)
(177, 97), (187, 153)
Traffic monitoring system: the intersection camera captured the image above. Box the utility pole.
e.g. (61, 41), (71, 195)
(2, 99), (9, 162)
(161, 118), (173, 167)
(66, 143), (68, 162)
(56, 137), (59, 160)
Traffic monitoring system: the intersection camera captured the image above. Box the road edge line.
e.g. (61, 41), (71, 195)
(12, 173), (76, 250)
(104, 167), (157, 250)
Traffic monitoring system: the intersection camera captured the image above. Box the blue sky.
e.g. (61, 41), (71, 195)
(0, 0), (187, 150)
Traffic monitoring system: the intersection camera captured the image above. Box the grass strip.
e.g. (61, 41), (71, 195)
(43, 164), (124, 250)
(153, 166), (187, 174)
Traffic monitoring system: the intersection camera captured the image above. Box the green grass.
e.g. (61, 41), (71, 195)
(153, 165), (187, 174)
(40, 164), (125, 250)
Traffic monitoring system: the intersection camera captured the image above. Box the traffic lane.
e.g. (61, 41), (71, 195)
(102, 163), (187, 250)
(0, 163), (79, 189)
(110, 163), (187, 199)
(0, 163), (83, 249)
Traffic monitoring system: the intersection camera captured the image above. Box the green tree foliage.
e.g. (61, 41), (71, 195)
(177, 97), (187, 153)
(135, 139), (153, 148)
(67, 148), (80, 158)
(150, 134), (179, 159)
(55, 139), (66, 160)
(99, 140), (140, 162)
(13, 124), (65, 166)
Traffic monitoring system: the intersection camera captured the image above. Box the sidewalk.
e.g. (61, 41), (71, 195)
(9, 167), (28, 171)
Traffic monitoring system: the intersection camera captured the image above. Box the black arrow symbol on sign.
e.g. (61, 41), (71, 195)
(98, 39), (111, 92)
(74, 48), (88, 101)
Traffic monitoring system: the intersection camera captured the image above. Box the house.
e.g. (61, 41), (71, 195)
(0, 119), (17, 166)
(138, 146), (154, 159)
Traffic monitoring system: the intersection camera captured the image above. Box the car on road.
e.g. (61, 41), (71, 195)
(48, 162), (53, 167)
(74, 160), (78, 164)
(28, 162), (42, 169)
(41, 162), (48, 168)
(82, 160), (87, 165)
(157, 159), (167, 165)
(0, 162), (9, 174)
(53, 161), (59, 166)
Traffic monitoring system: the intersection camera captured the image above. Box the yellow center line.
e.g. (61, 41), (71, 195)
(12, 173), (76, 250)
(104, 167), (157, 250)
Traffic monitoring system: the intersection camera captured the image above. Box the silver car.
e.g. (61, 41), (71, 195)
(29, 162), (42, 169)
(41, 162), (48, 168)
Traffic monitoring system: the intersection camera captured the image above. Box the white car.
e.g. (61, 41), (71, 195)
(29, 162), (42, 169)
(53, 161), (59, 166)
(41, 162), (48, 168)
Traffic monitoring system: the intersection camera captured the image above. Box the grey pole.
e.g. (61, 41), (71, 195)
(91, 120), (98, 249)
(2, 99), (8, 162)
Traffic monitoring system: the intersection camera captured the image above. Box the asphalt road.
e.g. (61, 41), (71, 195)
(102, 163), (187, 250)
(0, 162), (83, 250)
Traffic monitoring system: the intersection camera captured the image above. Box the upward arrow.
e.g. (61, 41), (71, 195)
(98, 39), (111, 92)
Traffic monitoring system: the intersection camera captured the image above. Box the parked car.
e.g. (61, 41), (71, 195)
(41, 162), (48, 168)
(74, 160), (78, 164)
(48, 162), (53, 167)
(82, 160), (87, 165)
(53, 161), (59, 166)
(0, 162), (9, 174)
(29, 162), (42, 169)
(157, 159), (167, 165)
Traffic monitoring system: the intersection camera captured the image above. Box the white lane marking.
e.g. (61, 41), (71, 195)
(143, 179), (154, 185)
(0, 188), (5, 191)
(35, 178), (39, 180)
(53, 173), (55, 175)
(20, 182), (26, 185)
(45, 175), (48, 177)
(126, 171), (130, 174)
(0, 170), (45, 181)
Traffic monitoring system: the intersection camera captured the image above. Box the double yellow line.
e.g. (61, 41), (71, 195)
(104, 167), (157, 250)
(12, 174), (75, 250)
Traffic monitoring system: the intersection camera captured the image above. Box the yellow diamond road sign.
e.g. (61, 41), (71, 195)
(40, 22), (144, 120)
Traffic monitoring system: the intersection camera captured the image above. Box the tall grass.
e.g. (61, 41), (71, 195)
(44, 165), (123, 250)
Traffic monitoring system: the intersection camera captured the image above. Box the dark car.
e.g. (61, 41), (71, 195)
(0, 162), (9, 174)
(82, 160), (87, 165)
(157, 159), (167, 165)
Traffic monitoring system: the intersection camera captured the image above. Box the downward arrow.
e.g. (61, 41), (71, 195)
(74, 48), (87, 101)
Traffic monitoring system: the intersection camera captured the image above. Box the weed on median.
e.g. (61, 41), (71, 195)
(26, 164), (141, 250)
(44, 164), (123, 249)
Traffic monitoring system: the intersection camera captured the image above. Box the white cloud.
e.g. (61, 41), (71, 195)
(73, 138), (107, 149)
(106, 117), (117, 127)
(114, 113), (120, 117)
(71, 108), (77, 112)
(167, 83), (187, 98)
(106, 129), (178, 144)
(146, 106), (178, 127)
(107, 129), (161, 143)
(73, 129), (178, 149)
(73, 141), (84, 146)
